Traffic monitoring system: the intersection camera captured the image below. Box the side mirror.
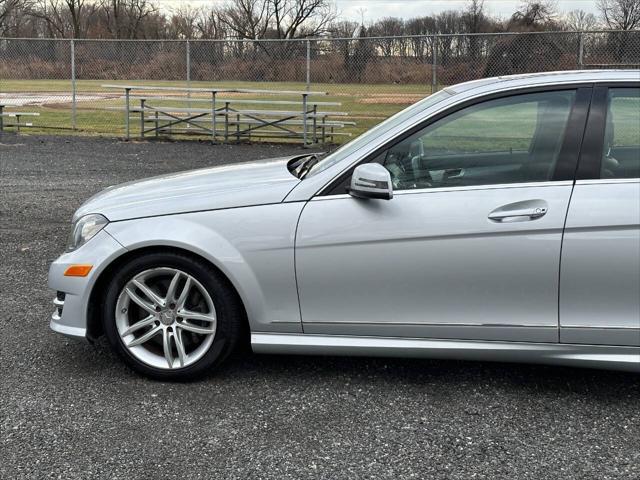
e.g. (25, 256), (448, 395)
(348, 163), (393, 200)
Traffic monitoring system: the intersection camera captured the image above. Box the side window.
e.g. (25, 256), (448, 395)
(373, 90), (576, 190)
(601, 88), (640, 179)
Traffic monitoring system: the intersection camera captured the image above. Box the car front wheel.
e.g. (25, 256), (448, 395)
(102, 252), (243, 381)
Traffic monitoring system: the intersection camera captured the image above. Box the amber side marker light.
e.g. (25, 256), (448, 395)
(64, 265), (93, 277)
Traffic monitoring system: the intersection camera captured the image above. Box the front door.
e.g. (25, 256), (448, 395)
(296, 88), (590, 342)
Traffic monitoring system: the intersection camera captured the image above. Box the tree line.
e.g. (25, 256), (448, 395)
(0, 0), (638, 40)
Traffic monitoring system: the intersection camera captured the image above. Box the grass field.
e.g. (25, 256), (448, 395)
(2, 80), (638, 149)
(0, 79), (434, 142)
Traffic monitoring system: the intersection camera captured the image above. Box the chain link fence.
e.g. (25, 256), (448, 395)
(0, 30), (638, 141)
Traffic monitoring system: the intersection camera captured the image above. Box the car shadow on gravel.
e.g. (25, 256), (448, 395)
(51, 335), (639, 401)
(224, 353), (639, 394)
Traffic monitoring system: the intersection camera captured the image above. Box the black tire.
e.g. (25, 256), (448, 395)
(103, 251), (244, 381)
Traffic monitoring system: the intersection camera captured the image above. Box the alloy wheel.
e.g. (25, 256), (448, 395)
(115, 267), (217, 370)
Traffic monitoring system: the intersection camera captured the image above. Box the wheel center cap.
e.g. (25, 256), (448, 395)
(160, 311), (174, 325)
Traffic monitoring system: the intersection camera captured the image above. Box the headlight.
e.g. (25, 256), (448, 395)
(67, 214), (109, 252)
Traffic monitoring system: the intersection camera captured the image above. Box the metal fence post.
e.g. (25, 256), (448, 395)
(211, 91), (216, 144)
(125, 87), (131, 140)
(578, 32), (584, 69)
(306, 40), (311, 91)
(224, 101), (229, 142)
(71, 39), (76, 130)
(140, 98), (145, 138)
(312, 104), (317, 143)
(186, 40), (191, 86)
(186, 40), (191, 112)
(432, 35), (438, 93)
(302, 93), (308, 147)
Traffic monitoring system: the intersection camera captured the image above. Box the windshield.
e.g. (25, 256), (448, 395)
(305, 89), (454, 178)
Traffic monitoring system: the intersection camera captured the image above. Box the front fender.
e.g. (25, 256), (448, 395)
(104, 203), (305, 333)
(48, 229), (128, 339)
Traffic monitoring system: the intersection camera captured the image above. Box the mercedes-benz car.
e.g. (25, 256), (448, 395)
(49, 71), (640, 380)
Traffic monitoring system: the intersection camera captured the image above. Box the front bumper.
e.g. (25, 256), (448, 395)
(48, 229), (127, 339)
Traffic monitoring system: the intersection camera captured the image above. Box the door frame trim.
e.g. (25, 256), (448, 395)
(574, 178), (639, 186)
(575, 83), (640, 180)
(320, 84), (594, 196)
(313, 180), (574, 201)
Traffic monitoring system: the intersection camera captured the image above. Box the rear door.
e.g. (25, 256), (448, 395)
(560, 85), (640, 346)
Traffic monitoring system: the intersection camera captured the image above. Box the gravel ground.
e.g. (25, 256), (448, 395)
(1, 134), (638, 480)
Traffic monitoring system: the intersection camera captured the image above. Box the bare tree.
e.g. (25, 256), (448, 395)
(167, 4), (199, 39)
(565, 9), (599, 30)
(598, 0), (640, 65)
(269, 0), (336, 39)
(219, 0), (270, 40)
(463, 0), (487, 32)
(463, 0), (487, 59)
(371, 17), (406, 56)
(60, 0), (93, 37)
(194, 7), (226, 39)
(325, 19), (358, 70)
(1, 0), (21, 23)
(346, 24), (372, 82)
(510, 0), (558, 30)
(1, 0), (629, 40)
(31, 0), (97, 37)
(327, 19), (358, 38)
(99, 0), (157, 39)
(0, 0), (24, 35)
(405, 15), (435, 36)
(435, 10), (465, 61)
(597, 0), (640, 30)
(219, 0), (335, 40)
(406, 16), (436, 60)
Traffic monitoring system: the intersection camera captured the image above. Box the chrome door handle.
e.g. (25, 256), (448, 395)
(488, 200), (548, 223)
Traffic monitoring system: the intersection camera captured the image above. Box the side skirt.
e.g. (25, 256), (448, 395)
(251, 333), (640, 372)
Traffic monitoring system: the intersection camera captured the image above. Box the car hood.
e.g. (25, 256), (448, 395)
(74, 156), (301, 222)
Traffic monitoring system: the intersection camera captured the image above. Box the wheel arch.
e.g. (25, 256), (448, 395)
(87, 245), (249, 344)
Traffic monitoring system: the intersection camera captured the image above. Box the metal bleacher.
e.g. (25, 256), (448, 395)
(102, 85), (355, 145)
(0, 105), (40, 133)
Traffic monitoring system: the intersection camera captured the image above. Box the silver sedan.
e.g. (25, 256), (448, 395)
(49, 70), (640, 380)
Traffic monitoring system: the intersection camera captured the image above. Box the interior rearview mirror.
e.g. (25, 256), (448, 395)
(349, 163), (393, 200)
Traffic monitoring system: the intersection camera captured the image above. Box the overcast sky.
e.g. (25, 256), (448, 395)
(158, 0), (601, 22)
(335, 1), (600, 22)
